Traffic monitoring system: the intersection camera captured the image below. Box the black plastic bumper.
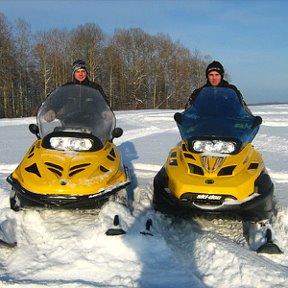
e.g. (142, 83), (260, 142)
(7, 175), (129, 209)
(153, 168), (274, 221)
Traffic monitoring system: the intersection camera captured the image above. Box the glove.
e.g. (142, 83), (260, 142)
(251, 116), (262, 129)
(44, 110), (56, 122)
(174, 112), (183, 124)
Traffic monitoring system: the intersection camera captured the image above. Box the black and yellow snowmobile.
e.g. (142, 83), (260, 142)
(153, 87), (281, 253)
(7, 84), (130, 210)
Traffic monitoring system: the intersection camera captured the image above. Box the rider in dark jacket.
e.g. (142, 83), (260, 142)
(44, 60), (111, 122)
(185, 61), (251, 113)
(175, 61), (262, 129)
(65, 59), (109, 104)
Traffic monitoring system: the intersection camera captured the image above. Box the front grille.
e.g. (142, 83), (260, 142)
(188, 163), (204, 175)
(44, 162), (91, 177)
(218, 165), (236, 176)
(248, 163), (259, 170)
(45, 162), (64, 177)
(184, 153), (195, 160)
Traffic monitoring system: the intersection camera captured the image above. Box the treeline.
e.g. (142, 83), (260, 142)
(0, 12), (212, 118)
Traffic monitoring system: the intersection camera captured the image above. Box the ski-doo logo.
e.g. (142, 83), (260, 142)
(196, 194), (222, 200)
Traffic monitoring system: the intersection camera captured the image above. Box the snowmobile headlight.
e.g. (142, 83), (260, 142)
(50, 137), (93, 151)
(193, 140), (236, 154)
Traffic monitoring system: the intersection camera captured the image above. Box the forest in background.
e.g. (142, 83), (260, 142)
(0, 12), (212, 118)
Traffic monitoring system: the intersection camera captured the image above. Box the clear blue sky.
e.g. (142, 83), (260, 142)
(1, 0), (288, 104)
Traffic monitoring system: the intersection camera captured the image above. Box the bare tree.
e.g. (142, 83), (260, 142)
(70, 24), (105, 82)
(0, 11), (212, 117)
(0, 13), (17, 117)
(110, 28), (157, 109)
(103, 44), (122, 107)
(14, 18), (32, 116)
(33, 29), (71, 102)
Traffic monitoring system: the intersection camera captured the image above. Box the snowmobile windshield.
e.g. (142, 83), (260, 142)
(37, 84), (115, 143)
(178, 87), (259, 147)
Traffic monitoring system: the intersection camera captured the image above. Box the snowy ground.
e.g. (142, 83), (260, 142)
(1, 106), (288, 287)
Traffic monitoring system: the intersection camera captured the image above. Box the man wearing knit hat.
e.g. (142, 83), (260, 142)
(71, 59), (90, 83)
(69, 59), (109, 103)
(44, 59), (111, 122)
(185, 60), (250, 112)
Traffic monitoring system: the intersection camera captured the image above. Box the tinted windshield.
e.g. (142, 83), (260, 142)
(37, 84), (115, 143)
(178, 87), (258, 145)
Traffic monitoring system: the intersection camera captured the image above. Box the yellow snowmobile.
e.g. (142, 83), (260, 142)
(153, 87), (281, 254)
(7, 84), (129, 210)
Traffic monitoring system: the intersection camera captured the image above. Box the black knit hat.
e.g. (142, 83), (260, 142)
(72, 59), (89, 75)
(205, 61), (224, 78)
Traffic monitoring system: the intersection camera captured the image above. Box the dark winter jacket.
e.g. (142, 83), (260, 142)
(43, 79), (110, 119)
(185, 79), (251, 113)
(64, 78), (109, 104)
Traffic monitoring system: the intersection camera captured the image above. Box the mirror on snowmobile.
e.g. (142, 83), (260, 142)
(174, 112), (183, 125)
(112, 127), (123, 138)
(251, 116), (262, 129)
(29, 124), (40, 139)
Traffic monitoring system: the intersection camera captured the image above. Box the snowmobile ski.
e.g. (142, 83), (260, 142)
(105, 215), (126, 236)
(0, 221), (17, 248)
(257, 229), (282, 254)
(0, 238), (17, 248)
(140, 219), (153, 236)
